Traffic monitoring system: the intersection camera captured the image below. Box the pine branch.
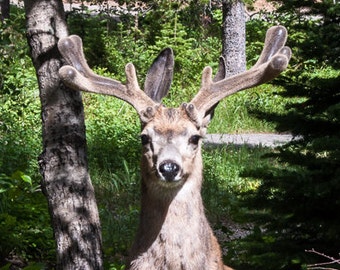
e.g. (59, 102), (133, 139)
(305, 249), (340, 270)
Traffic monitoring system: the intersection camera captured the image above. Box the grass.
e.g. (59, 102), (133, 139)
(208, 84), (294, 134)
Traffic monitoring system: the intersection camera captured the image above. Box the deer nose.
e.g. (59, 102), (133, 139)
(159, 161), (180, 181)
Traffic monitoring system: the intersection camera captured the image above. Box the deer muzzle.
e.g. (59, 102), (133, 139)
(155, 143), (183, 183)
(159, 161), (181, 182)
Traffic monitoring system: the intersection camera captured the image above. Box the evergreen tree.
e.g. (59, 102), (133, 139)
(227, 1), (340, 269)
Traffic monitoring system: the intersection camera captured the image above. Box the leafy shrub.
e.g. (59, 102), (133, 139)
(0, 7), (52, 267)
(81, 73), (141, 264)
(0, 171), (55, 266)
(0, 7), (41, 177)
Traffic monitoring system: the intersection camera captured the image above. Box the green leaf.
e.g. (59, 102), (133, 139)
(21, 174), (32, 185)
(11, 171), (32, 185)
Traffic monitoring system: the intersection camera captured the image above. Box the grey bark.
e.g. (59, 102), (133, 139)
(222, 0), (246, 77)
(0, 0), (10, 20)
(23, 0), (103, 269)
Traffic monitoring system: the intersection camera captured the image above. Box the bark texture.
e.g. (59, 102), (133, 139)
(24, 0), (103, 269)
(222, 0), (246, 77)
(0, 0), (10, 20)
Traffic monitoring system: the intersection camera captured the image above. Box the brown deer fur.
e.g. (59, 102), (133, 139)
(128, 106), (229, 269)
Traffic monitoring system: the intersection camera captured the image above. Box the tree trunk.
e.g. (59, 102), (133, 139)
(0, 0), (10, 20)
(222, 0), (246, 77)
(23, 0), (103, 269)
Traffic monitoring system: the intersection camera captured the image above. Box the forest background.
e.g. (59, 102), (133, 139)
(0, 0), (339, 269)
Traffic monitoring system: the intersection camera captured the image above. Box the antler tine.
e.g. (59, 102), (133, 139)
(252, 25), (288, 69)
(58, 35), (157, 122)
(188, 25), (291, 122)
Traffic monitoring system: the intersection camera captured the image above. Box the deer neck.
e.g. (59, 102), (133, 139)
(140, 167), (205, 226)
(130, 152), (209, 257)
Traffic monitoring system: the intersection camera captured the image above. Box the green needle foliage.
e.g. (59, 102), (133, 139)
(224, 2), (340, 269)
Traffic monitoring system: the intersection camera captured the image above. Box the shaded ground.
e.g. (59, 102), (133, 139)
(204, 133), (299, 255)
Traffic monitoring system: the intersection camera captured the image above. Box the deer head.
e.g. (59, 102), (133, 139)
(58, 26), (291, 194)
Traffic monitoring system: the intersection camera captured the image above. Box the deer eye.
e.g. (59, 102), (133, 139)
(189, 135), (201, 145)
(140, 134), (150, 145)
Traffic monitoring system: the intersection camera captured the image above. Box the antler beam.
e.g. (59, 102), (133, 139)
(58, 26), (291, 126)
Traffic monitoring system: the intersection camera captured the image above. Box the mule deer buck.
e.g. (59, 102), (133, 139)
(58, 25), (291, 269)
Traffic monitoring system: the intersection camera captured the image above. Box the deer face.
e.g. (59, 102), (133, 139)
(140, 106), (204, 189)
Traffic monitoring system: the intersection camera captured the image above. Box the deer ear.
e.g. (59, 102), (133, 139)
(144, 48), (174, 103)
(213, 57), (226, 83)
(202, 57), (227, 126)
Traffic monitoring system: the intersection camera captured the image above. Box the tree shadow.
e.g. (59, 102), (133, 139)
(226, 70), (340, 269)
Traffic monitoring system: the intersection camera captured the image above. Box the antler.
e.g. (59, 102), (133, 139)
(187, 25), (292, 124)
(58, 26), (291, 127)
(58, 35), (158, 122)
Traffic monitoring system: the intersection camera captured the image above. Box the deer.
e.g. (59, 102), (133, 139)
(57, 25), (291, 270)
